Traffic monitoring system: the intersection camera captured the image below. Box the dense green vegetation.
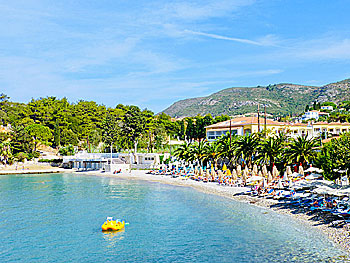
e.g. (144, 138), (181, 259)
(0, 94), (227, 163)
(0, 93), (349, 181)
(163, 79), (350, 118)
(174, 132), (349, 180)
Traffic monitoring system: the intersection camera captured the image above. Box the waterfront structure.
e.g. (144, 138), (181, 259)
(62, 152), (170, 171)
(205, 116), (350, 141)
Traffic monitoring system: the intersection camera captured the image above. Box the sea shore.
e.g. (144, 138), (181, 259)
(0, 164), (71, 175)
(2, 167), (349, 253)
(75, 169), (350, 254)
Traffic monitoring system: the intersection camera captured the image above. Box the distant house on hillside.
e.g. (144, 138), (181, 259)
(0, 124), (11, 133)
(301, 110), (329, 121)
(321, 105), (334, 111)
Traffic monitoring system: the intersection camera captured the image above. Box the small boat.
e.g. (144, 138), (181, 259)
(101, 217), (125, 231)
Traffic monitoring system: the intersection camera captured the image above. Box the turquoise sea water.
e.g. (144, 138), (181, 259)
(0, 173), (348, 263)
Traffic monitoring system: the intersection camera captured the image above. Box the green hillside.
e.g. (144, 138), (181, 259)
(162, 79), (350, 117)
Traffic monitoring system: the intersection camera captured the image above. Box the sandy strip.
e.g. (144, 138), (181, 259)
(73, 169), (350, 253)
(0, 168), (71, 175)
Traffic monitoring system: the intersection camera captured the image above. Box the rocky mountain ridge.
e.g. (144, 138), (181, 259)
(162, 79), (350, 117)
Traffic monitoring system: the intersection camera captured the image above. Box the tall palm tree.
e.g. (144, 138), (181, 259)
(285, 136), (319, 167)
(233, 134), (260, 168)
(216, 134), (238, 165)
(202, 141), (222, 168)
(257, 134), (285, 169)
(189, 139), (207, 166)
(173, 142), (192, 162)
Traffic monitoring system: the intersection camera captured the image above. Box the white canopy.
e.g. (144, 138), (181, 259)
(305, 173), (322, 180)
(305, 167), (323, 173)
(246, 176), (264, 183)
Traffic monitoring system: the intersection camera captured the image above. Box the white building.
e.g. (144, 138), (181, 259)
(321, 105), (334, 111)
(62, 152), (170, 172)
(302, 110), (329, 121)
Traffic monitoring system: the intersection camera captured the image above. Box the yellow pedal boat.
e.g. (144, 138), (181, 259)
(101, 217), (125, 231)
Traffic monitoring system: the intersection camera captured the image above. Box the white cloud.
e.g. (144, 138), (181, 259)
(184, 30), (278, 46)
(297, 38), (350, 60)
(158, 0), (255, 21)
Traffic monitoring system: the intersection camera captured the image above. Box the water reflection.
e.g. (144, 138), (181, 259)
(102, 229), (125, 248)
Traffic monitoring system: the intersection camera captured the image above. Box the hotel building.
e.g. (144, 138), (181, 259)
(205, 116), (350, 141)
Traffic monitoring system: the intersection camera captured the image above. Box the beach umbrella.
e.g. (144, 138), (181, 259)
(236, 165), (242, 177)
(298, 165), (304, 176)
(262, 165), (268, 177)
(222, 164), (228, 171)
(244, 166), (249, 176)
(194, 166), (199, 175)
(258, 171), (263, 178)
(206, 169), (210, 178)
(282, 171), (289, 182)
(218, 170), (224, 180)
(286, 166), (292, 176)
(267, 171), (273, 183)
(263, 178), (267, 188)
(231, 169), (237, 181)
(341, 176), (349, 186)
(252, 164), (258, 176)
(242, 169), (247, 181)
(335, 178), (341, 186)
(277, 179), (284, 189)
(272, 166), (279, 180)
(226, 169), (232, 176)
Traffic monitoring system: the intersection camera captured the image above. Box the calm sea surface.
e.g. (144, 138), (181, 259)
(0, 173), (348, 262)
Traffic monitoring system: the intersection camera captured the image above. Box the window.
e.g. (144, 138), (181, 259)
(207, 129), (238, 140)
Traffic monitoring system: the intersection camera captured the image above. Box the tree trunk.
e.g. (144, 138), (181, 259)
(134, 139), (138, 154)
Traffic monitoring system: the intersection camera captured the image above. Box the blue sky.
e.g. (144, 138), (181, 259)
(1, 0), (350, 112)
